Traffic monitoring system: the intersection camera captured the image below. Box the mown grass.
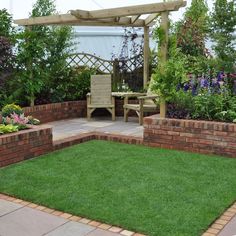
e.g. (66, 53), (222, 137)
(0, 140), (236, 236)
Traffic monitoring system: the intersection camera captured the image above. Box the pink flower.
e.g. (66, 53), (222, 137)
(10, 113), (29, 125)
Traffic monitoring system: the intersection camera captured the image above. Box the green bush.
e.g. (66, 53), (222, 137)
(1, 103), (23, 117)
(0, 124), (18, 135)
(191, 91), (224, 120)
(49, 67), (95, 102)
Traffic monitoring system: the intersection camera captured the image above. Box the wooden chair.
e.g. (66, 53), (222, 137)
(123, 92), (159, 125)
(87, 75), (115, 120)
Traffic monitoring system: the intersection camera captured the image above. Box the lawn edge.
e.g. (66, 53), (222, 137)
(202, 200), (236, 236)
(0, 193), (146, 236)
(1, 193), (236, 236)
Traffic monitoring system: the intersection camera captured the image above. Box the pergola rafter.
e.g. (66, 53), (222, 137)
(14, 1), (186, 27)
(14, 0), (187, 118)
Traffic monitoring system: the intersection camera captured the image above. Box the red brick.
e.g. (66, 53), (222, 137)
(143, 117), (236, 158)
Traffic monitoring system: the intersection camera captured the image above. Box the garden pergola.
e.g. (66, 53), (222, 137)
(14, 0), (186, 117)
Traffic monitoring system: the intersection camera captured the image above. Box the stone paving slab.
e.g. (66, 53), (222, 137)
(87, 228), (123, 236)
(0, 197), (129, 236)
(0, 199), (23, 217)
(218, 215), (236, 236)
(0, 206), (67, 236)
(48, 117), (143, 141)
(45, 221), (96, 236)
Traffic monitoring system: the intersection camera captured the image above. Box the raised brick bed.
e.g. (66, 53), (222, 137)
(0, 125), (53, 167)
(144, 115), (236, 158)
(0, 100), (156, 124)
(22, 100), (151, 123)
(23, 101), (87, 123)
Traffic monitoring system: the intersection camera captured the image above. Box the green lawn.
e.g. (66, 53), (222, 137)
(0, 140), (236, 236)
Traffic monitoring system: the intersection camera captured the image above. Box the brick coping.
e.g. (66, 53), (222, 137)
(0, 193), (145, 236)
(0, 124), (52, 139)
(202, 201), (236, 236)
(53, 131), (143, 151)
(1, 193), (235, 236)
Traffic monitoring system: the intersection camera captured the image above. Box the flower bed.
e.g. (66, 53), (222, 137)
(0, 125), (53, 167)
(144, 115), (236, 158)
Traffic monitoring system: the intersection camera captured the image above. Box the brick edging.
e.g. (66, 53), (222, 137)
(202, 201), (236, 236)
(0, 193), (145, 236)
(53, 131), (143, 151)
(1, 192), (235, 236)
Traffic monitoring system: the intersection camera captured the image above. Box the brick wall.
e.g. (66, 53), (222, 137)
(144, 115), (236, 158)
(0, 125), (53, 167)
(0, 99), (156, 124)
(8, 100), (144, 124)
(23, 101), (87, 123)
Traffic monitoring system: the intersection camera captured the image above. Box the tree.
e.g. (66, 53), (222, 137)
(0, 9), (13, 37)
(0, 9), (15, 108)
(176, 0), (209, 57)
(16, 0), (73, 106)
(0, 9), (14, 75)
(210, 0), (236, 72)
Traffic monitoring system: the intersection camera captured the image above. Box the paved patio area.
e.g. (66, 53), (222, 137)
(0, 199), (123, 236)
(47, 117), (143, 141)
(218, 215), (236, 236)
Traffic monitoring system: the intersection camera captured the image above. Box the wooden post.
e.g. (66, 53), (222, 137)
(159, 11), (169, 118)
(143, 26), (150, 90)
(112, 58), (119, 90)
(26, 26), (35, 107)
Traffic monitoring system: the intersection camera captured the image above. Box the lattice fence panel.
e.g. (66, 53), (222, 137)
(66, 53), (113, 74)
(66, 53), (146, 74)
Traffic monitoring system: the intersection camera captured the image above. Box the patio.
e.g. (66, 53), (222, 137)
(48, 117), (144, 141)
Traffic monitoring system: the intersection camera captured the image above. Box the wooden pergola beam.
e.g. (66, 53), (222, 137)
(70, 1), (186, 19)
(14, 14), (145, 27)
(145, 13), (160, 26)
(131, 15), (140, 24)
(14, 1), (186, 26)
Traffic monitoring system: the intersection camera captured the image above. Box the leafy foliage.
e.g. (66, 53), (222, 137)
(175, 0), (210, 75)
(1, 103), (23, 117)
(44, 68), (95, 103)
(168, 84), (236, 122)
(210, 0), (236, 72)
(0, 124), (18, 135)
(152, 35), (188, 101)
(15, 0), (73, 106)
(0, 9), (13, 37)
(0, 9), (15, 108)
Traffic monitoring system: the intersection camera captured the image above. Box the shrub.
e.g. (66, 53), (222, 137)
(27, 116), (40, 125)
(1, 104), (23, 117)
(46, 67), (95, 103)
(0, 124), (18, 135)
(167, 90), (193, 119)
(191, 90), (225, 120)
